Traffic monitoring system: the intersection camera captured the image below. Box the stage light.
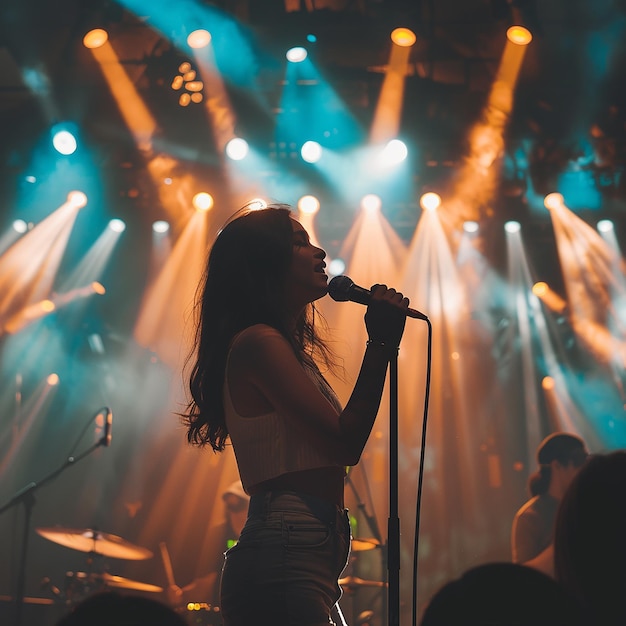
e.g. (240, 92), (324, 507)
(506, 26), (532, 45)
(67, 190), (87, 208)
(298, 195), (320, 214)
(328, 258), (346, 277)
(92, 282), (106, 295)
(164, 178), (173, 185)
(47, 373), (60, 386)
(187, 29), (212, 49)
(179, 93), (191, 107)
(52, 129), (77, 155)
(301, 141), (322, 163)
(463, 220), (479, 233)
(391, 28), (416, 47)
(286, 47), (307, 63)
(504, 220), (521, 233)
(532, 282), (548, 297)
(306, 34), (317, 43)
(41, 299), (55, 313)
(597, 219), (614, 232)
(193, 192), (214, 212)
(83, 28), (108, 49)
(542, 376), (555, 390)
(225, 137), (249, 160)
(153, 220), (170, 233)
(420, 192), (441, 211)
(361, 194), (382, 214)
(380, 139), (408, 166)
(13, 219), (28, 233)
(109, 218), (126, 232)
(544, 192), (564, 210)
(25, 175), (36, 183)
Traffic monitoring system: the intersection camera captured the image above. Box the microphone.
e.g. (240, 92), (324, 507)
(102, 407), (112, 447)
(328, 275), (428, 321)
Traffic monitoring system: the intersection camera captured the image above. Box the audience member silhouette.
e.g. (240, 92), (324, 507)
(554, 449), (626, 626)
(55, 591), (188, 626)
(419, 562), (584, 626)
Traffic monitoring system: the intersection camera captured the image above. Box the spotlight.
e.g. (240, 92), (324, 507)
(25, 175), (36, 183)
(380, 139), (408, 166)
(52, 129), (77, 155)
(172, 61), (203, 105)
(109, 218), (126, 233)
(597, 219), (614, 232)
(306, 34), (317, 43)
(13, 219), (28, 233)
(391, 28), (416, 47)
(328, 258), (346, 277)
(286, 47), (307, 63)
(463, 221), (479, 233)
(504, 221), (521, 233)
(67, 191), (88, 208)
(47, 373), (60, 386)
(361, 194), (382, 214)
(507, 26), (532, 45)
(544, 193), (564, 210)
(542, 376), (555, 390)
(187, 29), (211, 49)
(225, 138), (249, 161)
(193, 192), (214, 212)
(420, 192), (441, 211)
(532, 282), (548, 297)
(301, 141), (322, 163)
(153, 220), (170, 233)
(91, 282), (106, 295)
(298, 195), (320, 214)
(83, 28), (108, 49)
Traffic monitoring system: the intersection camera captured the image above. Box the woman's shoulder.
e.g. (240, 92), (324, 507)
(230, 324), (288, 355)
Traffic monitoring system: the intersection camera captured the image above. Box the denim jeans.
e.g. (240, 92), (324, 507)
(220, 491), (351, 626)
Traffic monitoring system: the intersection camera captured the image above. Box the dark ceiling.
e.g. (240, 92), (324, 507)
(1, 0), (626, 241)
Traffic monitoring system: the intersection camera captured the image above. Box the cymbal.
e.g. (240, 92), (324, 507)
(99, 572), (163, 593)
(350, 537), (380, 551)
(339, 576), (387, 590)
(36, 527), (153, 560)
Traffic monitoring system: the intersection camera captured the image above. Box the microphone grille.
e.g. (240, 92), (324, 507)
(328, 275), (354, 302)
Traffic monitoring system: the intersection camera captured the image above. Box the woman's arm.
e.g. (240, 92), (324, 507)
(229, 287), (407, 465)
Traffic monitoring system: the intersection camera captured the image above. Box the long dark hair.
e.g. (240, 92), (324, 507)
(183, 205), (335, 451)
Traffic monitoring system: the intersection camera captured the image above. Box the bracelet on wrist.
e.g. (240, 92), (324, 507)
(366, 339), (399, 354)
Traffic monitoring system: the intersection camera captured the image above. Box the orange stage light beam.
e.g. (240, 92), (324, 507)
(88, 39), (156, 151)
(369, 42), (413, 144)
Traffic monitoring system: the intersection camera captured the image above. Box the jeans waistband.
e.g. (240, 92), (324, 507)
(249, 490), (345, 526)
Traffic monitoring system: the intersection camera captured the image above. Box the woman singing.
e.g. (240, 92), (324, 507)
(183, 204), (408, 625)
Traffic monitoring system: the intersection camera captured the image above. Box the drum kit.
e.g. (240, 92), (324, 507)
(25, 525), (385, 626)
(33, 526), (163, 606)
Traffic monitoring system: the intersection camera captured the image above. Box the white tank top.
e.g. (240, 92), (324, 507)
(223, 330), (343, 494)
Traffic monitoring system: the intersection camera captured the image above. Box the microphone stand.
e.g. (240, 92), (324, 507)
(388, 353), (400, 626)
(0, 435), (109, 626)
